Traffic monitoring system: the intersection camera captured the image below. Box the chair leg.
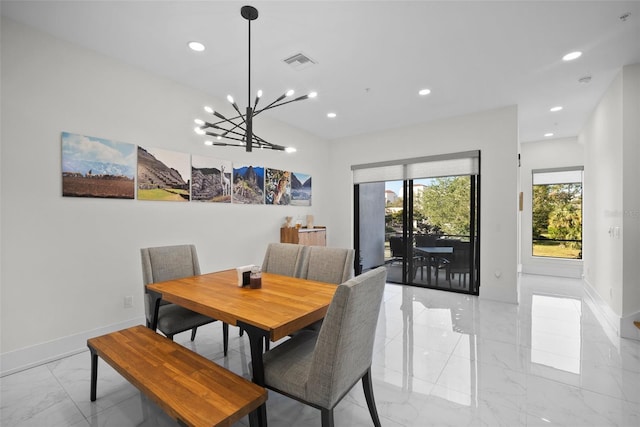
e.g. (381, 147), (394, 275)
(362, 368), (382, 427)
(223, 322), (229, 356)
(320, 408), (334, 427)
(190, 327), (197, 341)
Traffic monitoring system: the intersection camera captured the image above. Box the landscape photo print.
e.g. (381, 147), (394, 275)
(191, 155), (232, 203)
(291, 172), (312, 206)
(61, 132), (136, 199)
(137, 146), (190, 201)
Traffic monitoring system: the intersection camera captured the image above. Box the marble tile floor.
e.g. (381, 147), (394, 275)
(385, 263), (472, 293)
(2, 273), (640, 426)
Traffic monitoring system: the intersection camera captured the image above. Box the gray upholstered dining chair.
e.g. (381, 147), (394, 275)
(262, 266), (387, 427)
(141, 244), (228, 355)
(261, 242), (309, 278)
(298, 246), (355, 333)
(299, 246), (355, 284)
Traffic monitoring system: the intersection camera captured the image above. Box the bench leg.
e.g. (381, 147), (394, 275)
(89, 346), (98, 402)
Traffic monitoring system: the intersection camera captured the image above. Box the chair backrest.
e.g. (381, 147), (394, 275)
(450, 241), (471, 269)
(415, 234), (437, 247)
(307, 266), (387, 408)
(141, 244), (201, 285)
(388, 236), (404, 257)
(300, 246), (355, 284)
(140, 244), (201, 321)
(261, 243), (309, 278)
(435, 238), (460, 247)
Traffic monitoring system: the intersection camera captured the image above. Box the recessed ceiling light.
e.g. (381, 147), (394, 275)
(204, 140), (213, 146)
(418, 88), (431, 96)
(550, 106), (563, 112)
(562, 51), (582, 61)
(285, 147), (297, 153)
(327, 112), (337, 118)
(188, 41), (205, 52)
(544, 133), (554, 137)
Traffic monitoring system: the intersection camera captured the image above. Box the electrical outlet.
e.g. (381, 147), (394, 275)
(124, 296), (133, 308)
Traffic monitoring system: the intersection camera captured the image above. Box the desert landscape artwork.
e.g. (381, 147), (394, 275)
(137, 146), (190, 201)
(61, 132), (136, 199)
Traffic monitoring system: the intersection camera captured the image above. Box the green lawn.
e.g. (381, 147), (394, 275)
(137, 188), (189, 201)
(533, 242), (581, 259)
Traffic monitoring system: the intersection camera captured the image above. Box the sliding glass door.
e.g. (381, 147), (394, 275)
(353, 152), (480, 295)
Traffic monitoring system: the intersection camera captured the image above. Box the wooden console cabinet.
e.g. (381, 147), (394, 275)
(280, 226), (326, 246)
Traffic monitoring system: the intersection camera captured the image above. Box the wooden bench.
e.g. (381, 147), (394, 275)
(88, 325), (267, 427)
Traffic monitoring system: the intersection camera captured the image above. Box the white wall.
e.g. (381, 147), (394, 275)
(0, 18), (332, 373)
(519, 137), (584, 278)
(621, 64), (640, 335)
(580, 63), (640, 339)
(328, 106), (520, 304)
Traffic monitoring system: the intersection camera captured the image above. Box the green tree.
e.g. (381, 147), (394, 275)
(416, 176), (470, 236)
(532, 185), (553, 238)
(533, 183), (582, 241)
(547, 184), (582, 246)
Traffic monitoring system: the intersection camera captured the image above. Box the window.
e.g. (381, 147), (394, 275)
(532, 169), (583, 259)
(353, 151), (480, 294)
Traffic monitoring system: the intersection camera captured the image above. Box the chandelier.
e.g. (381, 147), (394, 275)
(194, 5), (317, 152)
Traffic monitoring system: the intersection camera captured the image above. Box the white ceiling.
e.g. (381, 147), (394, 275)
(2, 1), (640, 143)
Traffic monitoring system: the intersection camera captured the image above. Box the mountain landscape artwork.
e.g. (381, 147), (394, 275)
(60, 133), (311, 208)
(191, 155), (232, 203)
(291, 172), (312, 206)
(232, 165), (264, 204)
(137, 146), (190, 201)
(61, 132), (136, 199)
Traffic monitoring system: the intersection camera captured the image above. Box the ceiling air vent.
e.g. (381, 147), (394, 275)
(283, 52), (316, 70)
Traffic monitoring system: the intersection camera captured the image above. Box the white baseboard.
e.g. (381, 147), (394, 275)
(621, 311), (640, 340)
(580, 279), (640, 343)
(583, 279), (622, 342)
(0, 316), (145, 377)
(521, 262), (583, 278)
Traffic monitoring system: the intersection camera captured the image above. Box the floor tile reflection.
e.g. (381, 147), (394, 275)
(2, 273), (640, 426)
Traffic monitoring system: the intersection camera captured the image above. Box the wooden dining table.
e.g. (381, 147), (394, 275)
(146, 269), (337, 426)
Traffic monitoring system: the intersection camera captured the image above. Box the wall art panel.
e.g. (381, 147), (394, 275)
(137, 146), (190, 201)
(191, 155), (232, 203)
(291, 172), (312, 206)
(232, 164), (264, 204)
(61, 132), (136, 199)
(265, 168), (291, 205)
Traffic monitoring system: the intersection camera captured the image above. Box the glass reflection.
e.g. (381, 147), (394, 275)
(400, 286), (478, 406)
(531, 294), (582, 374)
